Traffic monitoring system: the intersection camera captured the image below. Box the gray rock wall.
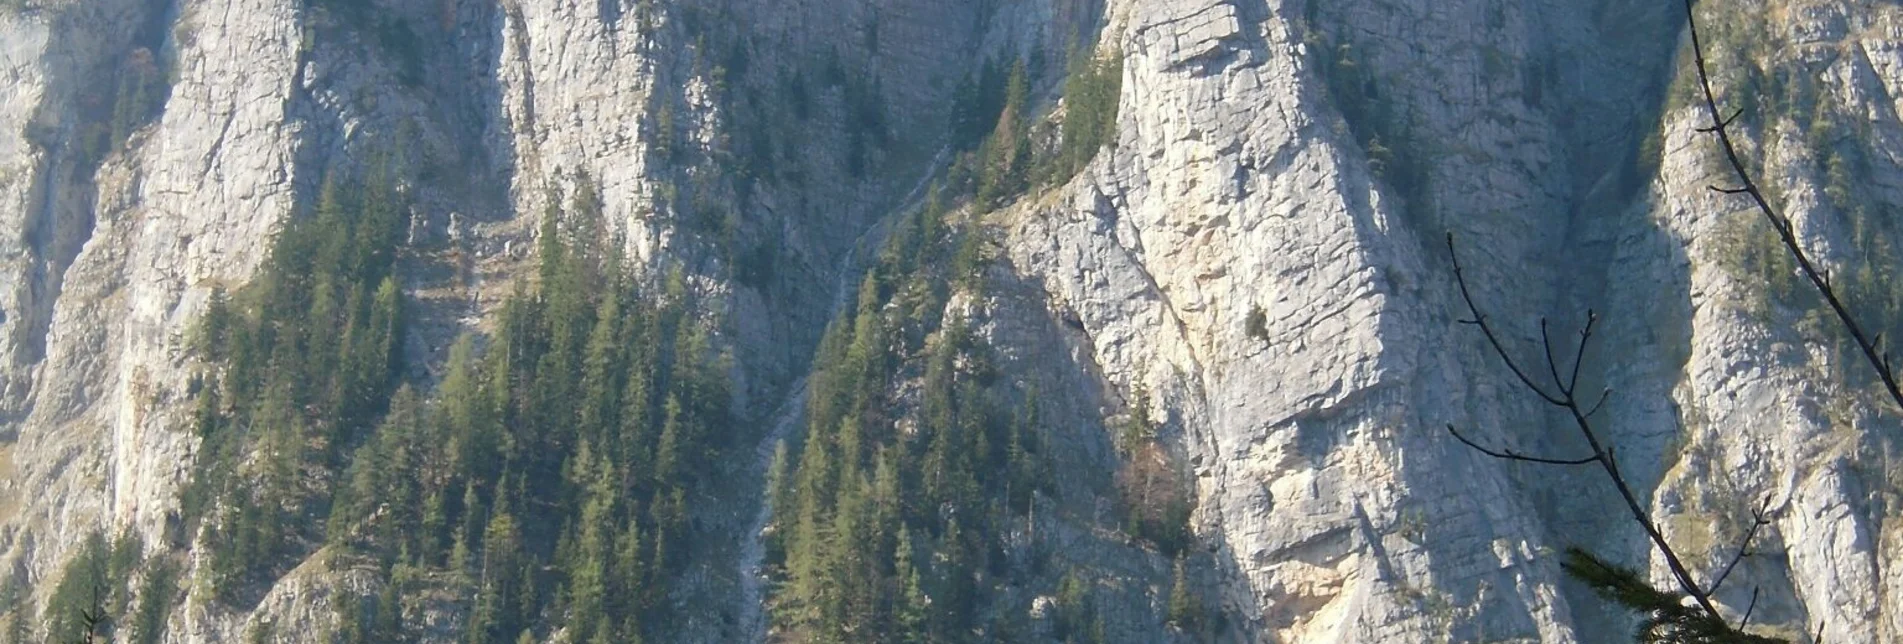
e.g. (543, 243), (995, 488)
(0, 0), (1900, 640)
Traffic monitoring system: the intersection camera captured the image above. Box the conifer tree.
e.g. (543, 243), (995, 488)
(1167, 557), (1201, 634)
(892, 526), (928, 643)
(469, 503), (524, 644)
(46, 532), (111, 644)
(613, 517), (648, 632)
(372, 578), (403, 642)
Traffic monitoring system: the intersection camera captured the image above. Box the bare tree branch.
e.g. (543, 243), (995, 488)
(1740, 586), (1761, 631)
(1542, 319), (1570, 395)
(1569, 315), (1595, 395)
(1583, 388), (1612, 419)
(1447, 233), (1726, 621)
(1448, 241), (1568, 406)
(1446, 424), (1600, 465)
(1705, 496), (1774, 596)
(1682, 0), (1903, 413)
(1695, 108), (1744, 133)
(1441, 0), (1880, 639)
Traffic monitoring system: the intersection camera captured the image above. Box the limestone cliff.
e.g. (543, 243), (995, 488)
(0, 0), (1898, 641)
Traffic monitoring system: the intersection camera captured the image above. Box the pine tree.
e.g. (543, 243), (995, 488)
(1167, 557), (1201, 635)
(932, 518), (976, 640)
(332, 590), (368, 644)
(1561, 548), (1783, 643)
(453, 481), (484, 574)
(764, 440), (793, 565)
(613, 518), (649, 629)
(420, 488), (449, 566)
(196, 287), (233, 359)
(372, 578), (403, 642)
(469, 504), (525, 644)
(6, 604), (34, 644)
(104, 531), (142, 615)
(1053, 570), (1097, 643)
(976, 59), (1033, 208)
(892, 526), (927, 643)
(655, 396), (686, 486)
(45, 532), (111, 644)
(1006, 392), (1042, 513)
(617, 311), (658, 481)
(127, 560), (178, 644)
(565, 449), (616, 641)
(579, 288), (624, 450)
(1054, 45), (1123, 180)
(356, 275), (404, 416)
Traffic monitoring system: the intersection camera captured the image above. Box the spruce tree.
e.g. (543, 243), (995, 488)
(612, 517), (648, 630)
(45, 532), (110, 644)
(1167, 557), (1201, 635)
(892, 526), (928, 643)
(372, 578), (403, 642)
(469, 503), (524, 644)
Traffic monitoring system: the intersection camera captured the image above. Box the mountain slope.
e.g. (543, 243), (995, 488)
(0, 0), (1899, 641)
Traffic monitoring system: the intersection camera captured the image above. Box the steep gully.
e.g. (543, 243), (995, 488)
(735, 145), (953, 640)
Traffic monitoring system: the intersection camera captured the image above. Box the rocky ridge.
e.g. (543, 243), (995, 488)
(0, 0), (1900, 641)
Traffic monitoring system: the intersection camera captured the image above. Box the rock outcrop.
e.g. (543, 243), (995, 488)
(1, 0), (1901, 641)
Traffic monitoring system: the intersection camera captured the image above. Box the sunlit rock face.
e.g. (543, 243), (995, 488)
(1, 0), (1900, 640)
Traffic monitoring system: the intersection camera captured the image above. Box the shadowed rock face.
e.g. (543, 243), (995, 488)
(0, 0), (1899, 640)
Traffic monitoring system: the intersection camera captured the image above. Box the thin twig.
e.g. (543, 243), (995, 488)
(1542, 319), (1570, 395)
(1706, 496), (1774, 596)
(1569, 313), (1595, 394)
(1583, 388), (1612, 419)
(1447, 424), (1599, 465)
(1740, 586), (1761, 630)
(1448, 239), (1567, 407)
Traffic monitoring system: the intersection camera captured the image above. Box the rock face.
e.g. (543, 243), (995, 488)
(1, 0), (1901, 641)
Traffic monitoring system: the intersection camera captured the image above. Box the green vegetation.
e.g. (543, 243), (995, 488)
(184, 169), (738, 640)
(1114, 389), (1192, 556)
(1701, 77), (1903, 397)
(767, 191), (1057, 641)
(126, 559), (179, 644)
(1564, 547), (1781, 643)
(1051, 570), (1105, 643)
(950, 59), (1015, 150)
(330, 564), (411, 644)
(1245, 305), (1270, 344)
(161, 37), (1169, 644)
(71, 45), (172, 168)
(42, 530), (161, 644)
(182, 165), (408, 604)
(973, 60), (1035, 210)
(304, 0), (428, 86)
(45, 532), (115, 643)
(1804, 118), (1903, 391)
(944, 44), (1125, 213)
(1048, 46), (1124, 183)
(768, 115), (1195, 639)
(1166, 557), (1206, 636)
(1706, 208), (1803, 323)
(1311, 35), (1430, 216)
(108, 48), (169, 151)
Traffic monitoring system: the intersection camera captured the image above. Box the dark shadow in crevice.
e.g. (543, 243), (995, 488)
(2, 0), (179, 429)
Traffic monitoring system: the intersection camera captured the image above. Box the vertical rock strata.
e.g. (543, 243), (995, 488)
(0, 0), (1900, 640)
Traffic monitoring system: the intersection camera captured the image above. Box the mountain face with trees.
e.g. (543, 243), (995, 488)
(2, 0), (1903, 641)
